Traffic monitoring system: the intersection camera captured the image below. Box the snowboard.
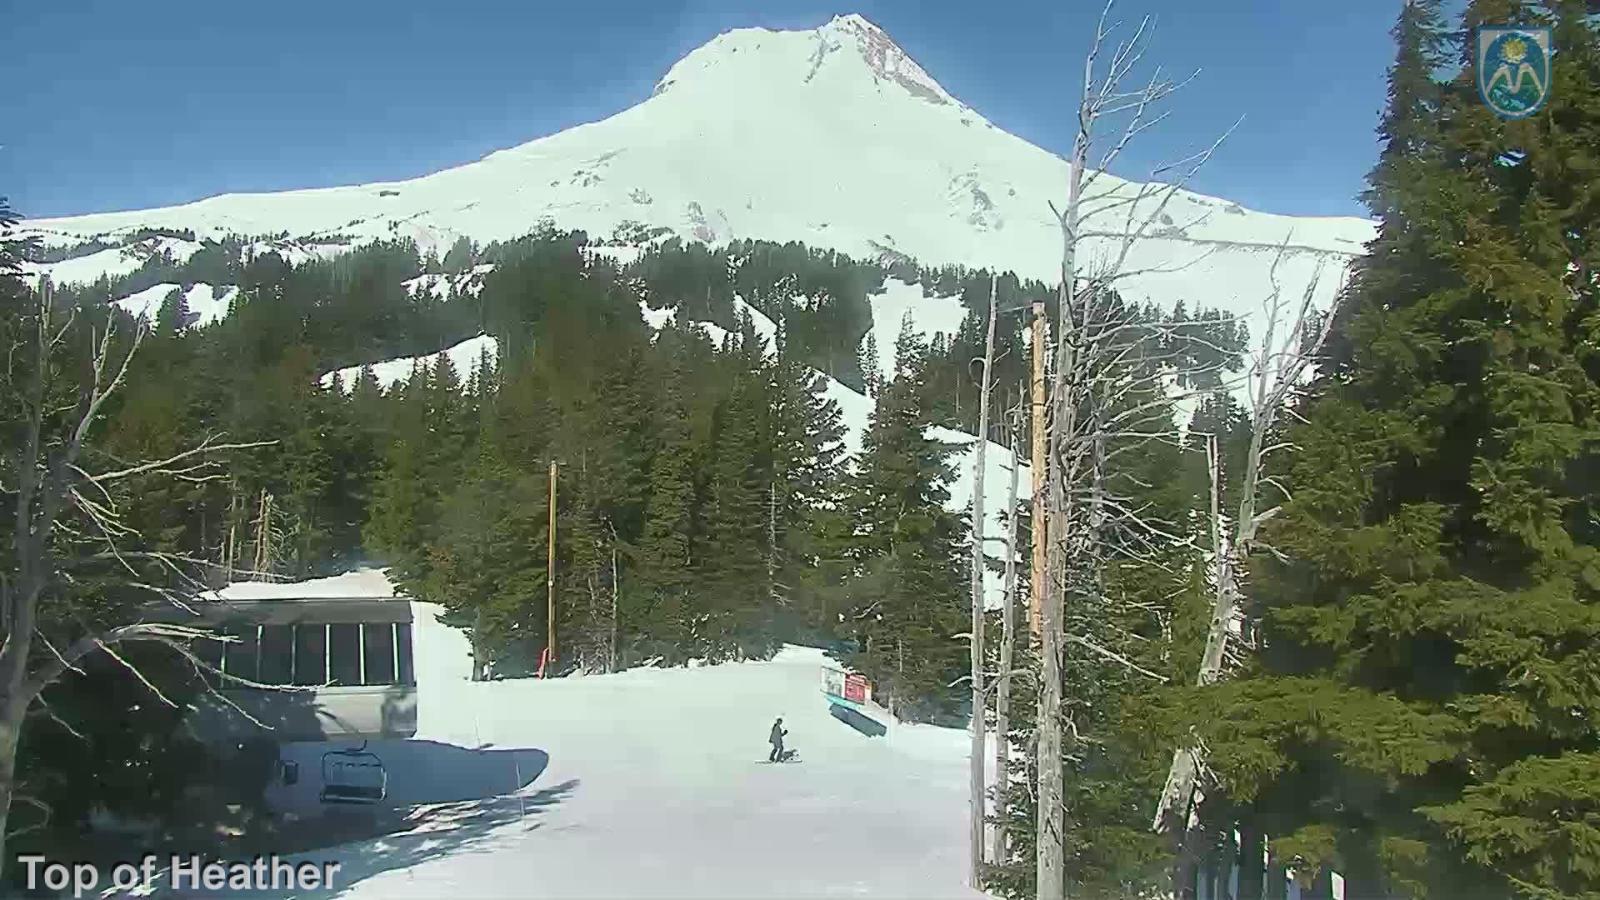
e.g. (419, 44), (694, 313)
(760, 752), (801, 764)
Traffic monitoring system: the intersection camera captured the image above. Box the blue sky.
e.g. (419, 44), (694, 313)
(3, 0), (1402, 220)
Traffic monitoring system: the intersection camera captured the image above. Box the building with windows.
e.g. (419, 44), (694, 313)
(154, 568), (419, 744)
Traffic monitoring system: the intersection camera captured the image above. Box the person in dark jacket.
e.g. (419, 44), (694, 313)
(768, 717), (787, 762)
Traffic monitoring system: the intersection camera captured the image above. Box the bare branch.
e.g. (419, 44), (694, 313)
(98, 640), (179, 709)
(1066, 633), (1168, 683)
(87, 437), (276, 484)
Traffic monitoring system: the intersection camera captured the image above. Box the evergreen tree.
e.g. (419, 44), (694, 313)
(839, 316), (969, 722)
(633, 331), (701, 660)
(1194, 7), (1600, 898)
(702, 365), (771, 656)
(768, 318), (849, 638)
(861, 330), (882, 399)
(154, 285), (189, 336)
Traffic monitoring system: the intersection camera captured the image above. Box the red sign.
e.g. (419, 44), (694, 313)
(843, 674), (868, 704)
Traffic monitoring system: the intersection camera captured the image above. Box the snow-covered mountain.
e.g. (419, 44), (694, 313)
(21, 14), (1373, 609)
(23, 13), (1372, 327)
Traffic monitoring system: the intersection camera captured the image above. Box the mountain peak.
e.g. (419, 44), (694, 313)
(816, 13), (953, 106)
(651, 13), (957, 109)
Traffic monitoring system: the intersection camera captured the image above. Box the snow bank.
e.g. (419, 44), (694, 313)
(933, 425), (1029, 610)
(112, 283), (181, 319)
(28, 246), (146, 286)
(585, 244), (647, 266)
(200, 567), (398, 602)
(639, 300), (677, 331)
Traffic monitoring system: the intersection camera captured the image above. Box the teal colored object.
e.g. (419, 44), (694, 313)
(829, 702), (887, 737)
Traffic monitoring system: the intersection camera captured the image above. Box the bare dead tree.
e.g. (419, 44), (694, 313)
(993, 386), (1025, 866)
(609, 519), (620, 674)
(1151, 241), (1338, 878)
(967, 274), (999, 884)
(0, 273), (280, 868)
(1035, 3), (1238, 895)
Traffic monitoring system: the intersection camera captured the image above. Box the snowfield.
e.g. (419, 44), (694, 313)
(177, 576), (986, 900)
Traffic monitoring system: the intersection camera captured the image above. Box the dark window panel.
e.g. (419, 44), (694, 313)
(396, 623), (414, 686)
(259, 625), (294, 685)
(223, 625), (259, 683)
(328, 623), (361, 686)
(292, 624), (327, 686)
(362, 623), (396, 685)
(195, 635), (224, 688)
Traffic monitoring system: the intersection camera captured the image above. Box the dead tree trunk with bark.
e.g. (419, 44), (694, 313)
(968, 275), (999, 885)
(608, 521), (620, 674)
(1035, 4), (1236, 895)
(1151, 242), (1336, 887)
(993, 387), (1024, 866)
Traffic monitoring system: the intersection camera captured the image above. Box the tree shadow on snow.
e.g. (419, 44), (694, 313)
(262, 780), (579, 899)
(143, 743), (575, 898)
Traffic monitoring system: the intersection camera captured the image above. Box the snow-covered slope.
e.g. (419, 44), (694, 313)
(402, 263), (497, 302)
(113, 282), (239, 328)
(866, 278), (969, 383)
(231, 577), (983, 899)
(319, 334), (499, 392)
(22, 13), (1371, 341)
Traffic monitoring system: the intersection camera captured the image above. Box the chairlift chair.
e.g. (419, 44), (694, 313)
(320, 741), (388, 805)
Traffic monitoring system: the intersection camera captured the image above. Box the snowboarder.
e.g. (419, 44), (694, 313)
(768, 717), (788, 762)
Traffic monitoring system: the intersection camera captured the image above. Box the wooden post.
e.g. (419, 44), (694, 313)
(547, 459), (558, 671)
(1029, 300), (1047, 640)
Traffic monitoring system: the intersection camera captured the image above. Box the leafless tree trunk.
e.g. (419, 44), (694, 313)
(609, 521), (620, 674)
(224, 487), (240, 581)
(993, 388), (1024, 865)
(0, 276), (277, 869)
(968, 275), (998, 885)
(1152, 243), (1335, 869)
(1035, 4), (1236, 895)
(768, 481), (779, 605)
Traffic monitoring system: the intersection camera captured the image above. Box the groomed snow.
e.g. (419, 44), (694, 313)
(230, 584), (986, 900)
(319, 334), (498, 393)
